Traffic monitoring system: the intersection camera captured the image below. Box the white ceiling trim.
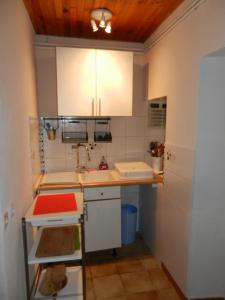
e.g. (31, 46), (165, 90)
(35, 35), (145, 53)
(144, 0), (206, 51)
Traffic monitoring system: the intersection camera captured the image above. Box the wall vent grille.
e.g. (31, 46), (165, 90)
(148, 97), (167, 127)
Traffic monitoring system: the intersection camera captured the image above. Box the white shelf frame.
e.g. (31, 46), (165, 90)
(22, 192), (86, 300)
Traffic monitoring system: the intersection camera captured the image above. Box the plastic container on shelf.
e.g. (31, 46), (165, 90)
(121, 204), (137, 244)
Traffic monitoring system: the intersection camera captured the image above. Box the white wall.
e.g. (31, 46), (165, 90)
(187, 56), (225, 297)
(0, 0), (39, 299)
(0, 201), (7, 299)
(144, 0), (225, 297)
(146, 0), (225, 148)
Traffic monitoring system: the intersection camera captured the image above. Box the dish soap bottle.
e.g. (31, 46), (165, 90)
(99, 156), (109, 170)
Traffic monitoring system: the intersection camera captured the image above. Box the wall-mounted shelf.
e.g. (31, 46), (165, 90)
(40, 117), (111, 121)
(40, 117), (112, 144)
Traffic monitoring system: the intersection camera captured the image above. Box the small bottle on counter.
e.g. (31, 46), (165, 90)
(99, 156), (109, 170)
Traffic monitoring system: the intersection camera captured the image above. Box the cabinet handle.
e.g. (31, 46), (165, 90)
(47, 219), (63, 223)
(99, 98), (101, 116)
(85, 203), (88, 222)
(92, 98), (94, 116)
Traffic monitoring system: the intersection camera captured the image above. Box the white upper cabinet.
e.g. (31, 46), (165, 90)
(56, 47), (133, 116)
(56, 48), (96, 116)
(97, 49), (133, 116)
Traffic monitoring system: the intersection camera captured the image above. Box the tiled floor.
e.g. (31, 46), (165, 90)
(85, 238), (182, 300)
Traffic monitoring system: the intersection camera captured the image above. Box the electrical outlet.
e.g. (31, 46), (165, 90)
(4, 212), (9, 228)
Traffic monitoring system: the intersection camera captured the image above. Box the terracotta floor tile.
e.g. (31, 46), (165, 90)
(140, 257), (160, 271)
(137, 254), (153, 260)
(91, 262), (117, 278)
(120, 271), (155, 294)
(126, 291), (158, 300)
(116, 258), (145, 274)
(86, 266), (92, 279)
(86, 278), (95, 300)
(157, 288), (182, 300)
(149, 269), (171, 290)
(93, 274), (125, 300)
(107, 298), (127, 300)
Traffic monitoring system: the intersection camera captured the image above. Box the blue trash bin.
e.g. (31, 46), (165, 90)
(121, 204), (137, 245)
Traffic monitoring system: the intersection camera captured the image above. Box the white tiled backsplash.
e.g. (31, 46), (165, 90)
(43, 115), (165, 173)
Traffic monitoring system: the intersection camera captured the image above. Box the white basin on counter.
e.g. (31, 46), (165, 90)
(41, 171), (79, 185)
(40, 163), (155, 186)
(114, 161), (154, 179)
(78, 170), (117, 183)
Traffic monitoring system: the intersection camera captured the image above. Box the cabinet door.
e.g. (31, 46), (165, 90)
(85, 199), (121, 252)
(97, 50), (133, 116)
(56, 47), (96, 116)
(35, 48), (58, 117)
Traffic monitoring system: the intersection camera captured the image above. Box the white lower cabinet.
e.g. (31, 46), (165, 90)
(84, 186), (121, 252)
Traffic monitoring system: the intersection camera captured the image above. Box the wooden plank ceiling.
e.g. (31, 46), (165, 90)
(23, 0), (183, 43)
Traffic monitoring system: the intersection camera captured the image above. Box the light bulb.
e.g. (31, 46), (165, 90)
(105, 21), (111, 33)
(99, 13), (105, 28)
(91, 19), (98, 32)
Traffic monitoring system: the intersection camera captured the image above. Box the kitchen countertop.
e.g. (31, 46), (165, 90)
(38, 171), (163, 191)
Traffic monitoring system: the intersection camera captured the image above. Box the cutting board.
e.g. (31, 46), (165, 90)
(36, 226), (79, 257)
(33, 193), (77, 215)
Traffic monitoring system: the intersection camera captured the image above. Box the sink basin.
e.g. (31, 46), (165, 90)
(114, 161), (154, 179)
(41, 172), (79, 185)
(78, 170), (116, 183)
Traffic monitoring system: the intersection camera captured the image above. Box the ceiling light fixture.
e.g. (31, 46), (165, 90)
(91, 19), (98, 32)
(105, 21), (111, 34)
(99, 13), (106, 28)
(91, 8), (112, 34)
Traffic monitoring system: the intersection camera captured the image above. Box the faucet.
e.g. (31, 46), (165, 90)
(74, 143), (90, 173)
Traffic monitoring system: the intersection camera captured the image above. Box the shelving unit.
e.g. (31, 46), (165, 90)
(22, 192), (86, 300)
